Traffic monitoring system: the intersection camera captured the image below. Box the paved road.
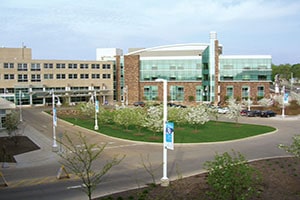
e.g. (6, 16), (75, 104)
(0, 107), (299, 199)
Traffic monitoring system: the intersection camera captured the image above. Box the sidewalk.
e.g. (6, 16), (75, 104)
(12, 122), (60, 168)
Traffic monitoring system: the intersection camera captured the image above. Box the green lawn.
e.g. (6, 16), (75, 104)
(62, 117), (276, 143)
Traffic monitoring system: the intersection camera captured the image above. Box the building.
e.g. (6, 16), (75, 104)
(0, 31), (272, 109)
(110, 32), (272, 106)
(0, 47), (114, 107)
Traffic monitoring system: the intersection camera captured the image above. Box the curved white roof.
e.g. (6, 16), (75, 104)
(126, 43), (209, 56)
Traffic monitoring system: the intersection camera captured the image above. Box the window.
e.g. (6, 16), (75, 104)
(44, 74), (53, 79)
(102, 64), (111, 69)
(4, 63), (14, 68)
(68, 74), (78, 79)
(242, 86), (250, 100)
(144, 86), (158, 100)
(68, 63), (77, 69)
(80, 74), (89, 79)
(44, 63), (53, 69)
(17, 63), (28, 71)
(257, 86), (264, 97)
(4, 74), (14, 80)
(56, 63), (66, 69)
(18, 74), (28, 82)
(226, 86), (234, 98)
(91, 64), (100, 69)
(31, 63), (41, 71)
(56, 74), (66, 79)
(196, 86), (203, 101)
(31, 74), (41, 82)
(258, 75), (267, 80)
(102, 74), (111, 79)
(80, 64), (89, 69)
(92, 74), (100, 79)
(170, 86), (184, 101)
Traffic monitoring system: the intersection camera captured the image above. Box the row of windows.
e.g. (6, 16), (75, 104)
(143, 85), (266, 102)
(226, 86), (265, 98)
(2, 74), (111, 82)
(2, 63), (111, 70)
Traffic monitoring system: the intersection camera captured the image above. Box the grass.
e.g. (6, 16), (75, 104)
(61, 117), (276, 143)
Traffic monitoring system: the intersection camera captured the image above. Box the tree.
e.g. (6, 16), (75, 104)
(185, 105), (209, 130)
(113, 107), (136, 130)
(3, 110), (21, 145)
(204, 150), (262, 200)
(258, 97), (273, 108)
(144, 106), (163, 134)
(58, 132), (125, 200)
(279, 134), (300, 158)
(226, 98), (243, 124)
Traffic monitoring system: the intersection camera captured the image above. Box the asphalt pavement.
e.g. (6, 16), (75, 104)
(0, 108), (299, 199)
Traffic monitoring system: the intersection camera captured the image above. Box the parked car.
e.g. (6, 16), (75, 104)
(167, 103), (187, 108)
(261, 110), (276, 117)
(240, 110), (248, 116)
(133, 101), (145, 107)
(217, 107), (229, 114)
(247, 110), (262, 117)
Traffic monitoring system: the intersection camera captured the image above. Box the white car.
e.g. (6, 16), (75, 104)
(217, 107), (229, 114)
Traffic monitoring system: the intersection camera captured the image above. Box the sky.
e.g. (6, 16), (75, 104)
(1, 0), (300, 65)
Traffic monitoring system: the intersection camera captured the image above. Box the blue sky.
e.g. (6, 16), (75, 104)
(1, 0), (299, 64)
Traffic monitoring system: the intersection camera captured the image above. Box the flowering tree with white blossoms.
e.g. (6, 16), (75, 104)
(258, 97), (273, 108)
(185, 105), (210, 130)
(144, 106), (163, 134)
(226, 98), (243, 124)
(168, 107), (189, 126)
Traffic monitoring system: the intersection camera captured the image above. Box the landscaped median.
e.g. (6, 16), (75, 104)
(61, 117), (276, 143)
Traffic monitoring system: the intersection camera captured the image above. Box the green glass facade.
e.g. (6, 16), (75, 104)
(219, 57), (272, 81)
(140, 59), (202, 81)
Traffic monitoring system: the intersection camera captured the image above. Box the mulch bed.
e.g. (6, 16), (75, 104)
(0, 136), (40, 163)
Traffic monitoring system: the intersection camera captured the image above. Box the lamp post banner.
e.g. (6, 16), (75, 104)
(53, 107), (57, 127)
(165, 122), (174, 150)
(284, 93), (289, 104)
(95, 100), (99, 113)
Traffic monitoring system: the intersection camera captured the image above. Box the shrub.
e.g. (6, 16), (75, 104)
(204, 150), (262, 200)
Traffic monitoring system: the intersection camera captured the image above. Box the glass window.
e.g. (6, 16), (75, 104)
(80, 64), (89, 69)
(80, 74), (89, 79)
(44, 74), (53, 79)
(92, 74), (100, 79)
(68, 74), (78, 79)
(257, 86), (264, 97)
(4, 74), (14, 80)
(4, 63), (14, 68)
(102, 64), (111, 69)
(18, 74), (28, 82)
(196, 86), (202, 101)
(170, 86), (184, 101)
(226, 86), (234, 98)
(31, 63), (41, 71)
(17, 63), (28, 71)
(68, 63), (78, 69)
(44, 63), (53, 69)
(102, 74), (111, 79)
(56, 74), (66, 79)
(241, 86), (249, 100)
(31, 74), (41, 82)
(91, 64), (100, 69)
(56, 63), (66, 69)
(143, 86), (158, 100)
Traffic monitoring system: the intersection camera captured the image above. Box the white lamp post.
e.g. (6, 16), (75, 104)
(282, 86), (285, 118)
(19, 90), (23, 122)
(155, 78), (169, 187)
(248, 87), (251, 111)
(94, 91), (99, 130)
(51, 89), (61, 152)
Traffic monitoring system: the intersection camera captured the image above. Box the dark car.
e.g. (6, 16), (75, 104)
(247, 110), (262, 117)
(240, 110), (248, 116)
(133, 101), (145, 107)
(261, 110), (276, 118)
(167, 103), (187, 108)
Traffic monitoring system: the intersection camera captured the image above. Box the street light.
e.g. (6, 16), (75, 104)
(248, 87), (251, 111)
(282, 86), (285, 118)
(51, 89), (61, 152)
(19, 90), (23, 122)
(94, 91), (99, 130)
(155, 78), (169, 187)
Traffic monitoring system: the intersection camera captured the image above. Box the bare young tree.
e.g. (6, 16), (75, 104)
(57, 132), (125, 200)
